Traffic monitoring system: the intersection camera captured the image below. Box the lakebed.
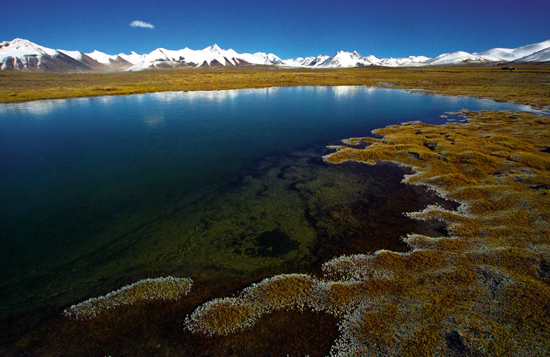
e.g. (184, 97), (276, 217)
(1, 66), (550, 356)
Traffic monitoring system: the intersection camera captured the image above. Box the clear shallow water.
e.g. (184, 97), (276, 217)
(0, 87), (532, 325)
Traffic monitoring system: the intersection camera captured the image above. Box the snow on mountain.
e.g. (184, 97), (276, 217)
(378, 56), (430, 67)
(174, 46), (229, 66)
(281, 38), (549, 67)
(426, 51), (494, 65)
(0, 39), (133, 71)
(86, 50), (120, 64)
(80, 50), (133, 70)
(58, 49), (119, 71)
(0, 38), (57, 61)
(282, 57), (308, 67)
(284, 52), (429, 68)
(0, 38), (93, 71)
(2, 38), (550, 73)
(476, 39), (550, 62)
(437, 39), (550, 65)
(282, 55), (330, 67)
(125, 44), (285, 70)
(242, 52), (284, 65)
(0, 38), (57, 70)
(316, 51), (379, 67)
(118, 51), (143, 65)
(58, 49), (83, 61)
(516, 47), (550, 63)
(476, 48), (517, 62)
(363, 55), (382, 64)
(509, 39), (550, 60)
(126, 44), (280, 71)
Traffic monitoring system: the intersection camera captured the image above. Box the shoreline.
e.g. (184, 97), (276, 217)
(2, 64), (550, 109)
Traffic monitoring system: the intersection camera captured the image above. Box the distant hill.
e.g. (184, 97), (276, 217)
(1, 38), (549, 73)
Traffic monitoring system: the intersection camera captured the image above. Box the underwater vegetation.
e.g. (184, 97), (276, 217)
(183, 110), (550, 356)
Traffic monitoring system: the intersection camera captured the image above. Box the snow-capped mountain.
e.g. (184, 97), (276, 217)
(318, 51), (379, 68)
(61, 49), (132, 70)
(475, 48), (518, 62)
(378, 56), (431, 67)
(125, 44), (284, 71)
(0, 38), (133, 72)
(1, 38), (550, 73)
(284, 39), (550, 67)
(245, 52), (284, 65)
(118, 51), (144, 65)
(283, 55), (330, 67)
(281, 38), (550, 68)
(281, 52), (379, 68)
(0, 39), (283, 72)
(476, 39), (550, 62)
(1, 38), (57, 59)
(0, 38), (91, 71)
(515, 47), (550, 63)
(84, 50), (133, 68)
(425, 51), (494, 65)
(283, 52), (429, 68)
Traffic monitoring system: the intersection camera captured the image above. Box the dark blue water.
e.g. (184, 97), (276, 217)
(0, 86), (531, 320)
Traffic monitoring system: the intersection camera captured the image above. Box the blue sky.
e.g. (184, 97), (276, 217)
(1, 0), (549, 59)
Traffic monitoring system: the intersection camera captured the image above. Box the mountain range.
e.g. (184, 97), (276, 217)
(1, 38), (549, 73)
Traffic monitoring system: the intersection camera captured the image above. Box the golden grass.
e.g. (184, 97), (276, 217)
(192, 299), (255, 336)
(321, 110), (550, 355)
(1, 64), (550, 109)
(63, 277), (193, 320)
(250, 275), (317, 305)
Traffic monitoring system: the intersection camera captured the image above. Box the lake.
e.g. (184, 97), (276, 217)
(0, 86), (533, 354)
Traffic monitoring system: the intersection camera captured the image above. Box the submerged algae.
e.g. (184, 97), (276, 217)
(117, 144), (447, 280)
(186, 111), (550, 356)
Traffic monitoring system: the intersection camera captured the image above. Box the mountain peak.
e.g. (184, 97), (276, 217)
(6, 38), (33, 45)
(0, 38), (58, 58)
(9, 38), (28, 44)
(205, 44), (222, 52)
(2, 38), (38, 50)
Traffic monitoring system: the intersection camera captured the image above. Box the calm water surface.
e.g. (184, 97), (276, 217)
(0, 87), (533, 352)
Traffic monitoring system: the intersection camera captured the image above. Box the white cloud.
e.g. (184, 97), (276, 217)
(130, 20), (154, 29)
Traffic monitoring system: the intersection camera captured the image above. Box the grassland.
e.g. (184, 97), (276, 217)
(319, 110), (550, 355)
(1, 64), (549, 110)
